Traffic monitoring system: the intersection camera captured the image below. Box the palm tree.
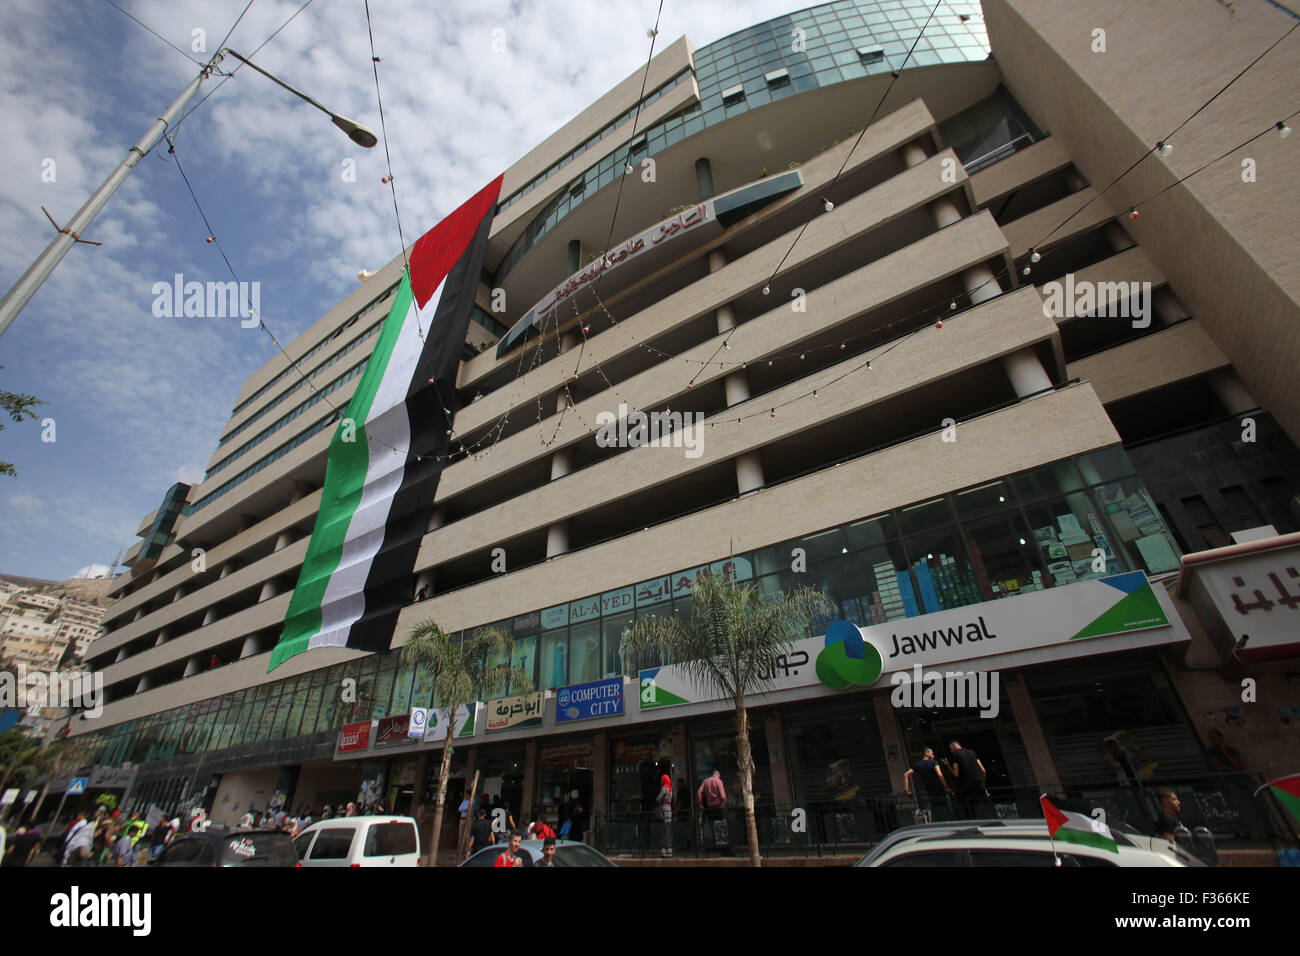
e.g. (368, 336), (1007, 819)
(401, 622), (531, 866)
(620, 569), (835, 867)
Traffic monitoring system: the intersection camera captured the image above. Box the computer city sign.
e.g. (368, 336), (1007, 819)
(638, 571), (1171, 709)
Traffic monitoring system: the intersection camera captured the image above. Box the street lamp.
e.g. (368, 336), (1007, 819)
(0, 48), (378, 339)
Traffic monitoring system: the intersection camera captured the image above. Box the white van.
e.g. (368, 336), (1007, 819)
(293, 816), (422, 867)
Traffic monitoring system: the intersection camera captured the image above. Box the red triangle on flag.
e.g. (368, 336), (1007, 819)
(1040, 794), (1068, 837)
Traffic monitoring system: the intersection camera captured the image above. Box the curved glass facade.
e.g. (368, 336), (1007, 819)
(496, 0), (989, 282)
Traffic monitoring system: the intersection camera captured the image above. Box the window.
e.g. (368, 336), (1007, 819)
(292, 831), (315, 859)
(554, 844), (615, 867)
(857, 46), (885, 63)
(364, 822), (418, 856)
(463, 846), (506, 867)
(721, 84), (745, 103)
(969, 848), (1079, 867)
(881, 849), (965, 866)
(308, 828), (355, 860)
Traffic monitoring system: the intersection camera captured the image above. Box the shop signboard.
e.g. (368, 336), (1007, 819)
(556, 677), (624, 722)
(375, 714), (411, 747)
(422, 703), (478, 743)
(408, 707), (428, 738)
(89, 767), (136, 788)
(639, 571), (1172, 709)
(1187, 543), (1300, 661)
(487, 692), (544, 731)
(337, 720), (372, 753)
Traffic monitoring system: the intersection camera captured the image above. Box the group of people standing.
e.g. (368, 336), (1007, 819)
(903, 741), (990, 820)
(55, 807), (182, 867)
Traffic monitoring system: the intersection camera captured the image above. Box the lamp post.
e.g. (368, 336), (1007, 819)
(0, 48), (378, 339)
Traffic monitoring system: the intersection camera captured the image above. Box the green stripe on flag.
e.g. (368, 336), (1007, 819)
(1270, 785), (1300, 828)
(1054, 826), (1119, 853)
(269, 275), (417, 670)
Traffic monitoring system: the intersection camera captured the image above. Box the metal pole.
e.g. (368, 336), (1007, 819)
(0, 57), (219, 339)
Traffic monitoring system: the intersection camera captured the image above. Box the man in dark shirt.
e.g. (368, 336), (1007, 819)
(3, 826), (41, 867)
(946, 740), (989, 819)
(1155, 789), (1188, 842)
(467, 808), (495, 860)
(903, 747), (952, 821)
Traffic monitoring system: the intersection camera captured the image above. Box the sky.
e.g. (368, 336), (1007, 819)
(0, 0), (805, 580)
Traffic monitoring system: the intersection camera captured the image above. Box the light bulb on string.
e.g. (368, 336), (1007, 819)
(1030, 249), (1041, 263)
(762, 285), (770, 295)
(823, 199), (834, 212)
(1129, 207), (1139, 220)
(1278, 121), (1292, 138)
(1157, 141), (1172, 156)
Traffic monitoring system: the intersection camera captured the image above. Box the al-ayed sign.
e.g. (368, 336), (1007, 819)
(337, 720), (372, 753)
(556, 677), (624, 722)
(421, 703), (478, 744)
(639, 571), (1170, 709)
(375, 713), (410, 747)
(487, 692), (544, 731)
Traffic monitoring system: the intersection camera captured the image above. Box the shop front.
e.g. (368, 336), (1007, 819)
(536, 737), (594, 837)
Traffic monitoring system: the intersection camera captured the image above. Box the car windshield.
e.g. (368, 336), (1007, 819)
(553, 844), (614, 867)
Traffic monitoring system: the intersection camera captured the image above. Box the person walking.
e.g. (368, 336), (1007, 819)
(149, 820), (171, 861)
(656, 774), (674, 858)
(697, 770), (728, 848)
(4, 825), (41, 867)
(1155, 788), (1189, 843)
(904, 747), (953, 822)
(467, 807), (495, 860)
(945, 741), (989, 819)
(61, 812), (94, 867)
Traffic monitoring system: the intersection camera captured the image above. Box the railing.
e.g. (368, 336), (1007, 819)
(963, 133), (1036, 175)
(589, 772), (1296, 861)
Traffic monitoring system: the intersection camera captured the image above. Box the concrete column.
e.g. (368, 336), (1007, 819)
(183, 657), (200, 678)
(873, 693), (908, 796)
(1064, 168), (1087, 192)
(154, 628), (170, 648)
(546, 522), (569, 558)
(900, 139), (928, 168)
(522, 738), (539, 820)
(695, 157), (715, 201)
(114, 647), (128, 663)
(427, 506), (446, 533)
(591, 730), (608, 829)
(560, 330), (579, 354)
(1207, 369), (1259, 414)
(1004, 674), (1062, 788)
(258, 579), (279, 602)
(735, 453), (765, 495)
(724, 371), (750, 407)
(413, 569), (435, 600)
(567, 240), (581, 275)
(1002, 348), (1053, 398)
(764, 711), (794, 808)
(962, 262), (1002, 305)
(202, 607), (218, 626)
(550, 447), (573, 481)
(133, 608), (145, 623)
(239, 633), (262, 659)
(219, 562), (236, 580)
(273, 530), (293, 552)
(288, 480), (312, 505)
(929, 196), (963, 229)
(171, 587), (184, 603)
(708, 248), (728, 276)
(136, 674), (152, 694)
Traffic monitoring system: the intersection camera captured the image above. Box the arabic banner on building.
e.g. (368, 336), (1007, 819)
(639, 571), (1171, 709)
(487, 691), (544, 731)
(556, 677), (624, 722)
(1188, 542), (1300, 660)
(375, 713), (410, 747)
(338, 720), (372, 753)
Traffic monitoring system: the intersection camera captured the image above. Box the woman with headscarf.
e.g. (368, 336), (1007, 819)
(657, 774), (674, 858)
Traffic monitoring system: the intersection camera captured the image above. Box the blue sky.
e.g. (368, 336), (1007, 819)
(0, 0), (801, 580)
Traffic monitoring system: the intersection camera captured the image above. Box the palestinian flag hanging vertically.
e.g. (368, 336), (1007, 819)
(269, 176), (502, 671)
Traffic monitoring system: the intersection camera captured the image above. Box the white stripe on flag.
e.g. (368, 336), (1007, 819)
(313, 285), (440, 648)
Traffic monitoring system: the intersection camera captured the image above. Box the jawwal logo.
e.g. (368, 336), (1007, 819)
(816, 620), (884, 689)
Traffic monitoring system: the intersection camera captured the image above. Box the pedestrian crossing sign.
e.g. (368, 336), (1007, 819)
(67, 777), (88, 795)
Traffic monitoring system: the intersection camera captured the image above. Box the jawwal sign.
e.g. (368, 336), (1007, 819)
(640, 571), (1170, 709)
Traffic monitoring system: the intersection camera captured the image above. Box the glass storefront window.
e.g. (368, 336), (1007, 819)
(964, 509), (1046, 600)
(1012, 458), (1084, 501)
(540, 629), (568, 690)
(901, 525), (977, 615)
(1094, 479), (1182, 574)
(509, 635), (537, 692)
(569, 621), (602, 685)
(1023, 492), (1117, 586)
(602, 613), (633, 679)
(897, 497), (954, 536)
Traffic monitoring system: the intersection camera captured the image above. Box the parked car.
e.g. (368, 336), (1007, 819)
(460, 838), (616, 867)
(855, 818), (1208, 867)
(294, 815), (422, 867)
(151, 827), (299, 867)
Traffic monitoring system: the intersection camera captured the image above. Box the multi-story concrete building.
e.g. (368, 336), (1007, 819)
(67, 0), (1298, 855)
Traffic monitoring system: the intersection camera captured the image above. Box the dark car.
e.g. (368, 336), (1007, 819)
(460, 838), (616, 867)
(151, 828), (298, 867)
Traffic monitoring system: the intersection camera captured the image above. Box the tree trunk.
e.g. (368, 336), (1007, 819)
(426, 738), (454, 866)
(735, 699), (761, 867)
